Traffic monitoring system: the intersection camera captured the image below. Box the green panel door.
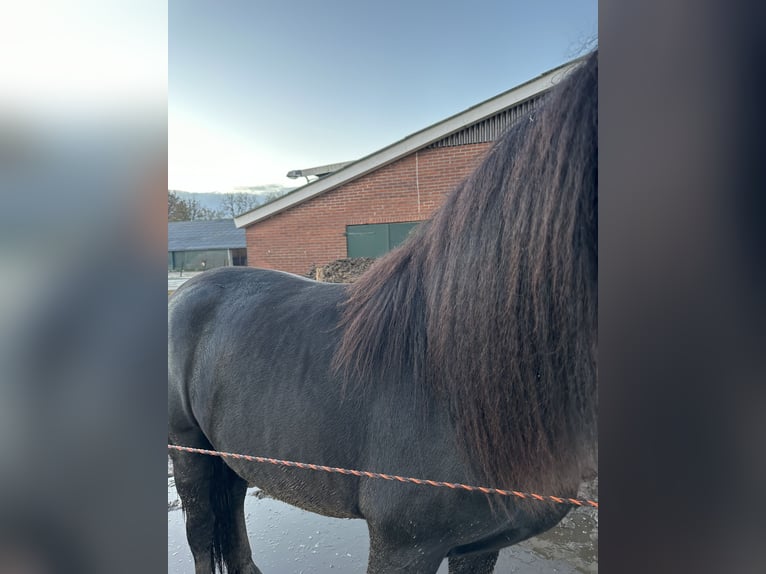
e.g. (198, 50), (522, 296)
(346, 224), (390, 258)
(388, 222), (419, 249)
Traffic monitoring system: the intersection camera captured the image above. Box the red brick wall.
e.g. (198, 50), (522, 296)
(245, 142), (491, 275)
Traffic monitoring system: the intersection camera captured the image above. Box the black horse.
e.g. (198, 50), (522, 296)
(169, 51), (597, 574)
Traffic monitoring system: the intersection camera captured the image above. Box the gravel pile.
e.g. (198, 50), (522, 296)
(307, 258), (376, 283)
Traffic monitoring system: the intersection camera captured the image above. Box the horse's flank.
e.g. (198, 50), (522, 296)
(334, 52), (598, 505)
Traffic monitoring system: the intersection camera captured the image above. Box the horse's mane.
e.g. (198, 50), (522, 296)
(334, 52), (598, 502)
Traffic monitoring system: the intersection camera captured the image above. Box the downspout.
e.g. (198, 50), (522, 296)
(415, 151), (421, 215)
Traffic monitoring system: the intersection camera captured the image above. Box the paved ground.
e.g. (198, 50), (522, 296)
(168, 459), (597, 573)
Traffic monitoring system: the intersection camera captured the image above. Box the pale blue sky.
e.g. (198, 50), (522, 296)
(169, 1), (597, 193)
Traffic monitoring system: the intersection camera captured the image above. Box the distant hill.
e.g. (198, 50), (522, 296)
(170, 186), (295, 214)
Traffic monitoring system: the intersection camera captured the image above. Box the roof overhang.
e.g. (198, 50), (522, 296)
(235, 58), (582, 229)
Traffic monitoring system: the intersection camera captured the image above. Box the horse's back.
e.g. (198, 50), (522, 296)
(168, 268), (316, 413)
(168, 266), (342, 351)
(168, 266), (347, 429)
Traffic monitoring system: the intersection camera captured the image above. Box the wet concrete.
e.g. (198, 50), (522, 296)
(168, 459), (597, 573)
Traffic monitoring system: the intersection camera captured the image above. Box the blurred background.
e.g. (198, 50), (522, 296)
(0, 2), (166, 573)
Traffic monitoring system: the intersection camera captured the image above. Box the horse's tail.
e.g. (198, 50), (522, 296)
(208, 454), (240, 574)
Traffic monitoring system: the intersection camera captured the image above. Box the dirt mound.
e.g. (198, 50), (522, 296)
(307, 258), (376, 283)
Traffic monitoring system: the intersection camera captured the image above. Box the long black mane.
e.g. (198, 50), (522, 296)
(334, 52), (598, 500)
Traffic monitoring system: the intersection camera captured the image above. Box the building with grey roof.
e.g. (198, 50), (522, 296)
(168, 219), (247, 272)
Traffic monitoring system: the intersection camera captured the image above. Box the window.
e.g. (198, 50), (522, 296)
(346, 221), (419, 258)
(231, 248), (247, 266)
(168, 249), (230, 271)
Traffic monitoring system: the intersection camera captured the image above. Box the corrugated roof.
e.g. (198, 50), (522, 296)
(168, 219), (246, 252)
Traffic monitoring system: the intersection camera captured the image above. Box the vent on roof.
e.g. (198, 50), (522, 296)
(286, 161), (354, 180)
(427, 94), (547, 149)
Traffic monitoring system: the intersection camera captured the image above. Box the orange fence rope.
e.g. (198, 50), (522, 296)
(168, 444), (598, 509)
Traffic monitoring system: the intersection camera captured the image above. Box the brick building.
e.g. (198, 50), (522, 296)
(234, 59), (578, 275)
